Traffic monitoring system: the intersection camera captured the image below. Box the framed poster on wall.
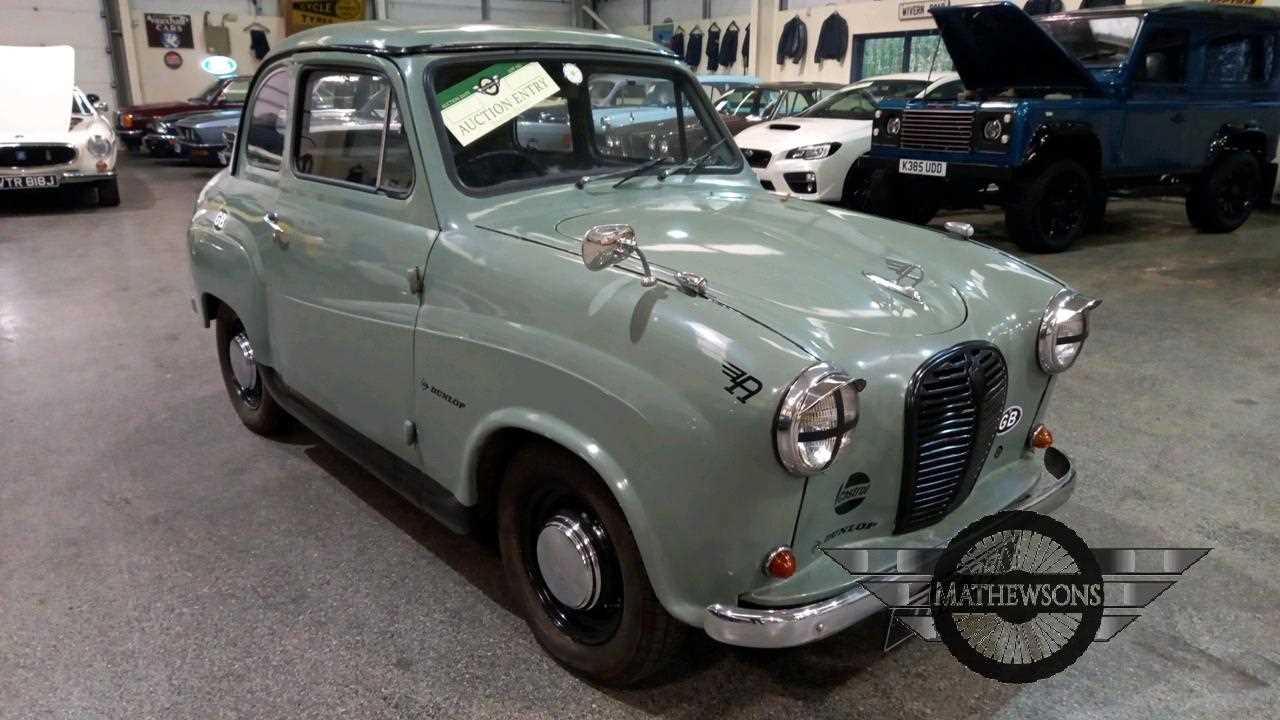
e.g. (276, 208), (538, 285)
(144, 14), (194, 49)
(284, 0), (367, 37)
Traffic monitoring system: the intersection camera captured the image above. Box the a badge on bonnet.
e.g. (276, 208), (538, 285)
(864, 257), (926, 304)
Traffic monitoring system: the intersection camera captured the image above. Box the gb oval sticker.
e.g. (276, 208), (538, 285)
(997, 406), (1023, 435)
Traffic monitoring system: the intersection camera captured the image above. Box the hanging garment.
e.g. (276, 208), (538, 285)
(776, 16), (807, 65)
(1022, 0), (1064, 15)
(685, 28), (704, 69)
(742, 24), (750, 69)
(718, 24), (739, 69)
(814, 12), (849, 63)
(203, 12), (231, 55)
(249, 29), (270, 61)
(705, 26), (722, 72)
(670, 30), (685, 59)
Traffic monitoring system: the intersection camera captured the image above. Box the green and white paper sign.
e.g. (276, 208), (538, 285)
(438, 62), (559, 147)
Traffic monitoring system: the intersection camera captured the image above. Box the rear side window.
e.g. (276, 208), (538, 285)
(1205, 33), (1276, 85)
(294, 70), (415, 195)
(1134, 28), (1190, 84)
(245, 69), (290, 170)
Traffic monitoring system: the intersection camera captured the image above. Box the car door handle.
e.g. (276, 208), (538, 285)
(263, 212), (288, 247)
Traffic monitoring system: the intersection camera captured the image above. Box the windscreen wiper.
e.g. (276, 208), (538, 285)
(658, 138), (729, 181)
(574, 157), (670, 190)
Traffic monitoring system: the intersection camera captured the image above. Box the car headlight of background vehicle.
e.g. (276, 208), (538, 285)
(785, 142), (841, 161)
(775, 363), (862, 475)
(119, 112), (134, 129)
(86, 134), (114, 158)
(1038, 289), (1101, 374)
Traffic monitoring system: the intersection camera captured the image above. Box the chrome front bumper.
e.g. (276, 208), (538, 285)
(703, 447), (1077, 648)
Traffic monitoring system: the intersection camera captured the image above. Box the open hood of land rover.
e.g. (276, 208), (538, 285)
(930, 3), (1103, 95)
(0, 45), (74, 141)
(479, 187), (971, 345)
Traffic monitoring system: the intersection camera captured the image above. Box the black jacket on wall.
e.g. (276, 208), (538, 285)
(669, 31), (685, 59)
(814, 13), (849, 62)
(718, 26), (739, 69)
(705, 27), (722, 71)
(742, 24), (750, 69)
(776, 16), (807, 65)
(685, 29), (704, 69)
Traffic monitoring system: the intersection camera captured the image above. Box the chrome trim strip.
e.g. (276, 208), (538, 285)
(703, 448), (1077, 648)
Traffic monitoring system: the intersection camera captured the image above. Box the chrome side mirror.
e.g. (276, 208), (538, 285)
(944, 221), (975, 239)
(581, 224), (656, 287)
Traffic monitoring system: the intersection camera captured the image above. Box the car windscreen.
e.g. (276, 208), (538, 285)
(220, 77), (251, 104)
(193, 79), (224, 102)
(800, 88), (878, 120)
(1036, 15), (1142, 67)
(429, 58), (739, 194)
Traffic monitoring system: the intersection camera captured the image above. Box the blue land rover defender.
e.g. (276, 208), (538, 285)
(864, 2), (1280, 252)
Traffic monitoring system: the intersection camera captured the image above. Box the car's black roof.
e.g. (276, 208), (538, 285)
(1040, 1), (1280, 24)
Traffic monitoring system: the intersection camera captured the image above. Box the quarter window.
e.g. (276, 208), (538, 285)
(245, 69), (290, 170)
(294, 70), (414, 195)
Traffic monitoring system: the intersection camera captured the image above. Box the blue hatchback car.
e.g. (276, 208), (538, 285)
(864, 2), (1280, 251)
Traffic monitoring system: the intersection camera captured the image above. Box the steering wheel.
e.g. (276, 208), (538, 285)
(467, 150), (547, 176)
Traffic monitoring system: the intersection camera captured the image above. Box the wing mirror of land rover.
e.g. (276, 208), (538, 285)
(582, 224), (657, 287)
(944, 221), (975, 239)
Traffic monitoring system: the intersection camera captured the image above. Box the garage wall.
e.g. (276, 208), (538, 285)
(0, 0), (119, 107)
(389, 0), (573, 26)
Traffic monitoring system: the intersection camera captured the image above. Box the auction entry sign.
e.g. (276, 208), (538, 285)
(285, 0), (367, 36)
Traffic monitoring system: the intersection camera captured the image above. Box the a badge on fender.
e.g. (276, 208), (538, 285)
(997, 405), (1023, 435)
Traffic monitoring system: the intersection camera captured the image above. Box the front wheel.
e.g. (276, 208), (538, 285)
(498, 443), (685, 685)
(1186, 151), (1260, 233)
(1005, 159), (1093, 253)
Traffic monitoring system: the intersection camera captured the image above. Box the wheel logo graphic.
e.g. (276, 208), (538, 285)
(930, 511), (1103, 683)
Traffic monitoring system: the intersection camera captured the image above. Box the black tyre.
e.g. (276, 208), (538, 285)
(1086, 186), (1108, 232)
(215, 305), (288, 435)
(98, 178), (121, 207)
(895, 178), (943, 226)
(841, 168), (875, 212)
(498, 443), (685, 685)
(1186, 151), (1260, 233)
(1005, 159), (1093, 253)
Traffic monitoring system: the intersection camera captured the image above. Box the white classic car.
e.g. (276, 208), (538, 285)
(0, 45), (120, 206)
(735, 72), (959, 205)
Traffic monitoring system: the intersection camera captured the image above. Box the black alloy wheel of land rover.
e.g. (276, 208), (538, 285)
(1186, 150), (1260, 234)
(1005, 159), (1093, 253)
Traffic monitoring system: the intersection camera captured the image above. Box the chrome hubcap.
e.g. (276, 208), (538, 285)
(535, 514), (603, 611)
(229, 332), (258, 395)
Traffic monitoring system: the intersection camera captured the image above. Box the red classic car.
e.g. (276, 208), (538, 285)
(115, 76), (251, 151)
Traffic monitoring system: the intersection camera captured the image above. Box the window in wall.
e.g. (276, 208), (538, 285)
(245, 68), (289, 170)
(1134, 28), (1190, 84)
(294, 70), (414, 194)
(861, 37), (907, 78)
(855, 32), (954, 81)
(1205, 33), (1276, 85)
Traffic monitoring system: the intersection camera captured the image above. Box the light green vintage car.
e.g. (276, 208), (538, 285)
(187, 23), (1100, 684)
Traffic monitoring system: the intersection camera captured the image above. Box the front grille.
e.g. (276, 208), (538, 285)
(742, 148), (771, 168)
(896, 342), (1008, 534)
(1, 144), (76, 168)
(900, 109), (975, 152)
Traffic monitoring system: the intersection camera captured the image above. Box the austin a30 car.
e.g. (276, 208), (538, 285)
(188, 23), (1100, 684)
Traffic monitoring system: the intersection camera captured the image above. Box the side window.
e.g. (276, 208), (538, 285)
(1134, 28), (1190, 85)
(294, 70), (414, 194)
(245, 69), (290, 170)
(1205, 33), (1275, 85)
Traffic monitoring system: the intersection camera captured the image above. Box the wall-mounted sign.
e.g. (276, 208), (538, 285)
(145, 13), (194, 49)
(284, 0), (366, 37)
(899, 0), (950, 21)
(163, 51), (183, 69)
(200, 55), (238, 76)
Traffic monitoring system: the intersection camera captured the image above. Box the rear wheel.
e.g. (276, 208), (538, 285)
(498, 443), (685, 685)
(1005, 159), (1093, 253)
(1186, 151), (1259, 233)
(215, 305), (288, 435)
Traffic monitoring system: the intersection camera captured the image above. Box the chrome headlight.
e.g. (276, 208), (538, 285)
(886, 116), (902, 136)
(775, 363), (862, 476)
(1037, 289), (1101, 374)
(86, 134), (114, 158)
(983, 118), (1003, 141)
(785, 142), (841, 160)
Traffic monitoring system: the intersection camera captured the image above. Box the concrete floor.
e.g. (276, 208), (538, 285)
(1, 156), (1278, 719)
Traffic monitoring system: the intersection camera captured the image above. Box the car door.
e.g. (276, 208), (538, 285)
(1121, 25), (1193, 171)
(264, 57), (436, 463)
